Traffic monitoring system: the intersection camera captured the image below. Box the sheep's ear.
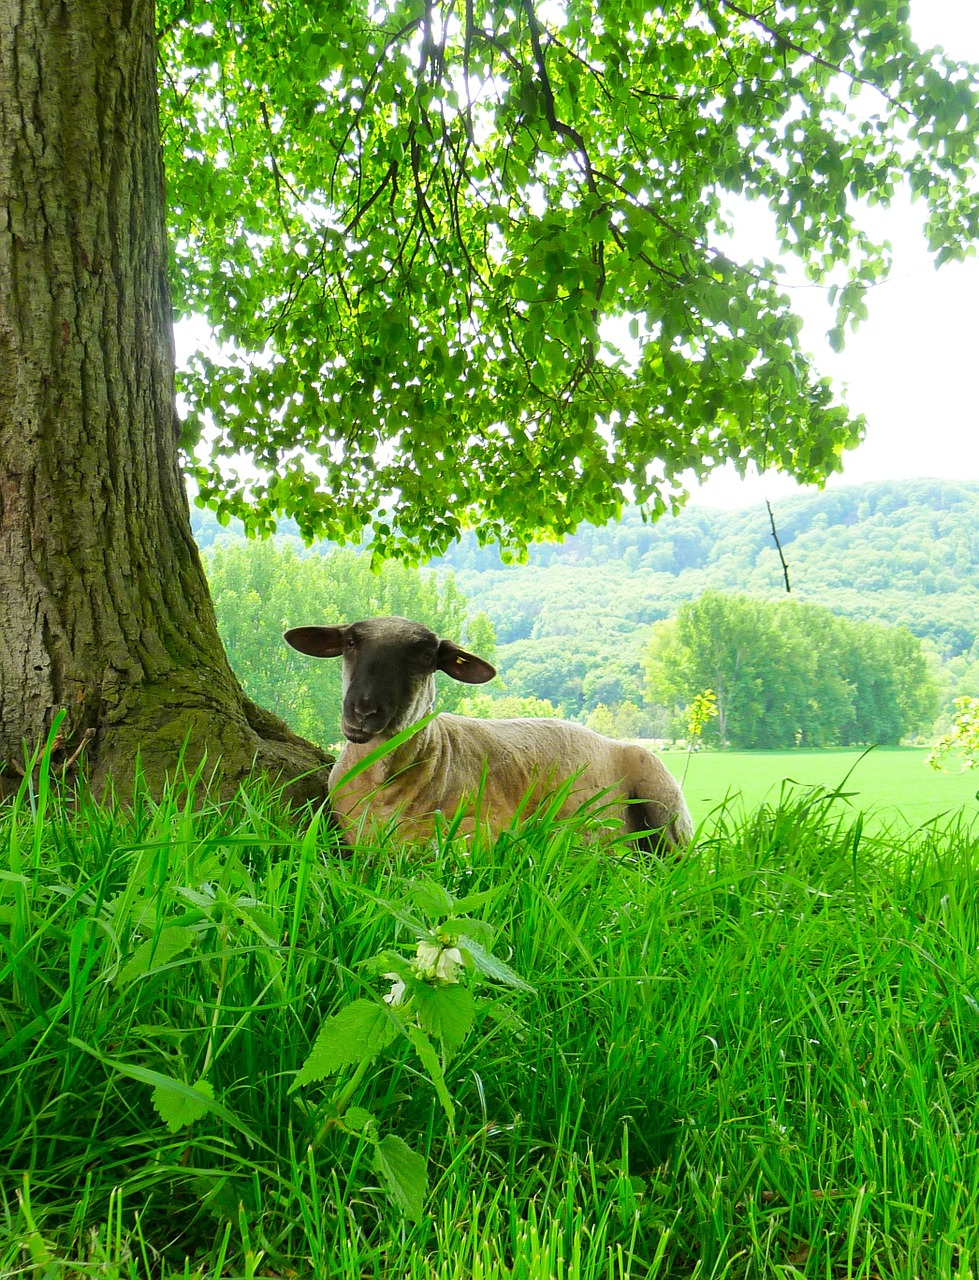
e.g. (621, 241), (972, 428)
(436, 640), (496, 684)
(284, 626), (347, 658)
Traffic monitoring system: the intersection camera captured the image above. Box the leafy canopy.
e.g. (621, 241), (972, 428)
(159, 1), (979, 558)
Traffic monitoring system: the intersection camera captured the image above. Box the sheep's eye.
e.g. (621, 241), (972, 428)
(344, 635), (356, 652)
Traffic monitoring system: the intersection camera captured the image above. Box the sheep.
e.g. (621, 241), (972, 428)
(284, 615), (693, 851)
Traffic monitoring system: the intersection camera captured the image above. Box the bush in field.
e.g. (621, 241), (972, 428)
(930, 695), (979, 772)
(455, 692), (562, 719)
(646, 591), (939, 749)
(585, 701), (648, 740)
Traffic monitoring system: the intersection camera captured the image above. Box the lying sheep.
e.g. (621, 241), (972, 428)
(284, 615), (693, 851)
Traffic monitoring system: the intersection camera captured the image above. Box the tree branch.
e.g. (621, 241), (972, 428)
(520, 0), (596, 194)
(766, 498), (791, 593)
(717, 0), (910, 116)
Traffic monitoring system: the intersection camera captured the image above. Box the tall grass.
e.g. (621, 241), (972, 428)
(2, 747), (979, 1277)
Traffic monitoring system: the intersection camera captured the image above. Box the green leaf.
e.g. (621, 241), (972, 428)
(292, 1000), (400, 1090)
(237, 903), (279, 946)
(374, 1133), (429, 1222)
(458, 936), (536, 992)
(342, 1106), (376, 1133)
(152, 1078), (214, 1133)
(68, 1039), (265, 1150)
(414, 983), (475, 1058)
(407, 880), (455, 918)
(451, 887), (503, 915)
(440, 916), (495, 947)
(405, 1023), (456, 1131)
(117, 926), (195, 986)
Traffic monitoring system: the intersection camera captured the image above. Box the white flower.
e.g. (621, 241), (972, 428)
(382, 973), (406, 1005)
(413, 941), (442, 978)
(411, 939), (465, 984)
(435, 946), (464, 984)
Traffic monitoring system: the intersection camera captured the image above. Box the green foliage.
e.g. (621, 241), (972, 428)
(5, 732), (979, 1276)
(290, 885), (533, 1219)
(686, 689), (720, 742)
(441, 478), (979, 657)
(646, 591), (938, 748)
(930, 696), (979, 772)
(585, 700), (647, 740)
(152, 1078), (215, 1134)
(481, 631), (652, 721)
(203, 540), (492, 746)
(160, 3), (979, 557)
(455, 691), (561, 720)
(195, 482), (968, 743)
(438, 480), (978, 729)
(293, 999), (400, 1087)
(372, 1135), (429, 1224)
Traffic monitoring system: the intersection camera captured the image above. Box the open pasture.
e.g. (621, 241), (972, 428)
(671, 745), (979, 832)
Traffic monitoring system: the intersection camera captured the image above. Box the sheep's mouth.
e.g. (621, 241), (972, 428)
(341, 721), (377, 744)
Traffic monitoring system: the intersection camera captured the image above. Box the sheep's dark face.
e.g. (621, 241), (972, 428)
(338, 617), (441, 743)
(284, 616), (496, 743)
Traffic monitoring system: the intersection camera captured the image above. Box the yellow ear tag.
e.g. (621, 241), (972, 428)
(455, 656), (466, 665)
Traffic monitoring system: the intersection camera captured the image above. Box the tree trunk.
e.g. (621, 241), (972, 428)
(0, 0), (331, 800)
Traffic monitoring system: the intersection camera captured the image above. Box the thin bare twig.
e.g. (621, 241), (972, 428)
(766, 498), (791, 592)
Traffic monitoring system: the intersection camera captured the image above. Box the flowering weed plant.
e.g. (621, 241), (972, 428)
(290, 879), (533, 1220)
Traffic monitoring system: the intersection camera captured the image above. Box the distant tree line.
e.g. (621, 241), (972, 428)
(438, 478), (979, 662)
(192, 480), (979, 705)
(645, 592), (939, 749)
(434, 479), (979, 589)
(204, 541), (942, 752)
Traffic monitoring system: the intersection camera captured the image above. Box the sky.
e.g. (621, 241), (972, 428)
(690, 0), (979, 509)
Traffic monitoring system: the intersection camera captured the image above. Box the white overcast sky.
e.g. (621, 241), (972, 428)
(691, 0), (979, 508)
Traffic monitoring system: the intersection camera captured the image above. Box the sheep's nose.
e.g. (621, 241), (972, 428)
(353, 695), (379, 718)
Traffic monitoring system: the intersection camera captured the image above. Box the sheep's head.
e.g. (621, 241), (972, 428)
(284, 616), (496, 743)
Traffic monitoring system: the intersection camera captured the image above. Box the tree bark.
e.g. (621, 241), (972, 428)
(0, 0), (331, 800)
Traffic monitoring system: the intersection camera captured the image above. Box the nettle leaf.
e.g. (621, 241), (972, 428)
(449, 886), (503, 915)
(374, 1133), (429, 1222)
(406, 880), (455, 918)
(292, 1000), (400, 1090)
(414, 982), (476, 1058)
(458, 936), (536, 992)
(237, 903), (279, 947)
(405, 1023), (456, 1131)
(117, 926), (196, 987)
(151, 1078), (214, 1133)
(440, 915), (495, 947)
(342, 1106), (376, 1134)
(69, 1039), (264, 1147)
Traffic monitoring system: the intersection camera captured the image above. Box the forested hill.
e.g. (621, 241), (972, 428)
(191, 477), (978, 735)
(433, 478), (979, 660)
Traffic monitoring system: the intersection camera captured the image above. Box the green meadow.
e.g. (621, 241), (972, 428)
(4, 743), (979, 1278)
(673, 746), (979, 833)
